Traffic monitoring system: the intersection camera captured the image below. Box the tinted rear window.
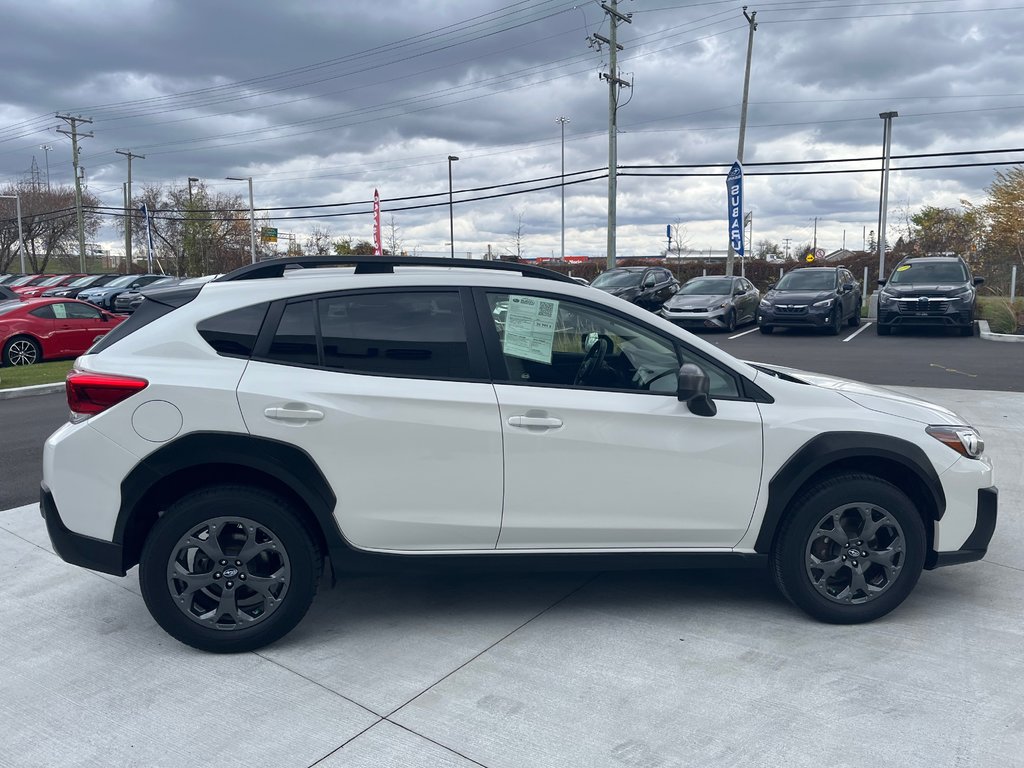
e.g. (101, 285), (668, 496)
(197, 303), (270, 358)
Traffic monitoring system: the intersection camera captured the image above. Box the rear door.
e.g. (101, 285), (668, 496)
(236, 288), (504, 552)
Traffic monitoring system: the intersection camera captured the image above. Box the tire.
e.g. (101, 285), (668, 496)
(770, 473), (926, 624)
(759, 324), (774, 334)
(876, 323), (891, 336)
(3, 336), (41, 366)
(849, 299), (862, 327)
(139, 485), (322, 653)
(960, 320), (975, 337)
(725, 309), (736, 333)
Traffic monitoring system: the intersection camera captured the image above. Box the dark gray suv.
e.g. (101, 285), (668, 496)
(876, 256), (983, 336)
(757, 267), (861, 335)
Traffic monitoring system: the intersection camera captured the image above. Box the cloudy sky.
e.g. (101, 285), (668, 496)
(1, 0), (1022, 261)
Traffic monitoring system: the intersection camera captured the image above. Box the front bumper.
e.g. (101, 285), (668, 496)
(758, 305), (834, 327)
(40, 486), (126, 576)
(878, 298), (972, 328)
(660, 305), (730, 329)
(926, 486), (997, 569)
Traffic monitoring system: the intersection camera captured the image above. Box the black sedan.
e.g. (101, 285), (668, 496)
(591, 266), (679, 312)
(659, 275), (760, 332)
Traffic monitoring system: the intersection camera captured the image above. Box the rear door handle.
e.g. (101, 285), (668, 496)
(507, 415), (563, 429)
(264, 406), (325, 422)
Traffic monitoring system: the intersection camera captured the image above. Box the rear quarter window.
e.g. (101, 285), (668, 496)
(197, 303), (270, 358)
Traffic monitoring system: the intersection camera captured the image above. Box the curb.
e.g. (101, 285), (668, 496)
(979, 319), (1024, 343)
(0, 382), (65, 400)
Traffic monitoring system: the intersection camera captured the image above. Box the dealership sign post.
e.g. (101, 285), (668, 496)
(727, 162), (744, 271)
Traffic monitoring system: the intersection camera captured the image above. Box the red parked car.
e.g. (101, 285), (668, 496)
(0, 298), (124, 366)
(16, 274), (88, 299)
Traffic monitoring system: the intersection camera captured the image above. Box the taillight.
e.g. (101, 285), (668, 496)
(66, 370), (148, 420)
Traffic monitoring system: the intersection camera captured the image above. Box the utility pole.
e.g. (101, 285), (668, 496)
(56, 114), (93, 272)
(557, 116), (570, 262)
(726, 7), (757, 277)
(812, 216), (818, 256)
(783, 238), (791, 260)
(592, 1), (632, 269)
(877, 111), (898, 281)
(115, 149), (144, 268)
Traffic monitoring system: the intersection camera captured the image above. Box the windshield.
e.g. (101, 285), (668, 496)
(8, 275), (36, 286)
(889, 262), (967, 284)
(775, 270), (835, 291)
(0, 302), (25, 316)
(68, 275), (99, 287)
(105, 275), (138, 288)
(592, 270), (641, 288)
(39, 276), (67, 286)
(678, 277), (732, 296)
(142, 278), (177, 290)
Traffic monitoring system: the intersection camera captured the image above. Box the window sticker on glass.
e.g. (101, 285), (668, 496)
(53, 303), (68, 319)
(503, 295), (559, 364)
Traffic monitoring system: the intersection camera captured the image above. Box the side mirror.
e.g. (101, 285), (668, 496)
(676, 363), (717, 417)
(766, 283), (775, 290)
(877, 278), (887, 286)
(99, 313), (110, 322)
(842, 282), (855, 293)
(734, 287), (744, 296)
(973, 276), (985, 286)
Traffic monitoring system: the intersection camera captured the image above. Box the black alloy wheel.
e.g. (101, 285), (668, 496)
(139, 485), (322, 653)
(771, 473), (925, 623)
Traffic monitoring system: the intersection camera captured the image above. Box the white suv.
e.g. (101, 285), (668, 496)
(42, 257), (997, 652)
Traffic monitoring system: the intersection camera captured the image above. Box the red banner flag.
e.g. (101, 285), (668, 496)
(373, 189), (382, 255)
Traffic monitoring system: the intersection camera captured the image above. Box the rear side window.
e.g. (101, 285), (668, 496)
(268, 301), (318, 365)
(197, 303), (270, 358)
(319, 291), (469, 378)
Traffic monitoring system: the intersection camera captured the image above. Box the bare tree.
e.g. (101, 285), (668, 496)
(668, 219), (690, 256)
(1, 182), (101, 273)
(384, 215), (403, 256)
(304, 226), (334, 256)
(504, 208), (525, 261)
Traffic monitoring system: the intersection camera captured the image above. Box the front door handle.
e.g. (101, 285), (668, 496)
(265, 406), (325, 422)
(507, 415), (563, 429)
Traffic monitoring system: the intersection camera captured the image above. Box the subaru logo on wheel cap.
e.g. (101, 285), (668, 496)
(223, 567), (239, 578)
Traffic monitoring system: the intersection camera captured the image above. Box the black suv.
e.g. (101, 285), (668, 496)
(591, 266), (680, 312)
(757, 266), (862, 335)
(876, 256), (983, 336)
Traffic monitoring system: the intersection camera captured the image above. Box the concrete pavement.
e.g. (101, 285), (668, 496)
(1, 387), (1021, 768)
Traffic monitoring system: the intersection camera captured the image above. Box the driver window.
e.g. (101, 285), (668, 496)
(487, 292), (680, 393)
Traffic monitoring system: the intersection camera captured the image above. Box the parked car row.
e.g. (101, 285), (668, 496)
(590, 255), (981, 339)
(0, 272), (222, 366)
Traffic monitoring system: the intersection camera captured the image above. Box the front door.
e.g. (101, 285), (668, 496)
(480, 290), (764, 549)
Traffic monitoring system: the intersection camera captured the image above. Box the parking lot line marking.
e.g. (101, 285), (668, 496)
(728, 328), (760, 340)
(842, 322), (873, 342)
(929, 363), (978, 378)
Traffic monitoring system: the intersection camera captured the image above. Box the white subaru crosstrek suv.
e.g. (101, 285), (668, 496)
(42, 257), (997, 653)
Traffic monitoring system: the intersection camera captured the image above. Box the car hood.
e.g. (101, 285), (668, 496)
(882, 283), (969, 297)
(763, 289), (833, 304)
(665, 293), (729, 309)
(749, 362), (967, 426)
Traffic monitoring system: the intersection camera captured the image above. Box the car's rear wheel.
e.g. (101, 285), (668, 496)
(139, 485), (322, 653)
(3, 336), (41, 366)
(771, 474), (925, 623)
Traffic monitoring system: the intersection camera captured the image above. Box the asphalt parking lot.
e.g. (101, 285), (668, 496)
(2, 377), (1022, 767)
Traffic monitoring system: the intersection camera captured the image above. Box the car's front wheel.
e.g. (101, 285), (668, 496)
(759, 324), (773, 334)
(770, 474), (925, 624)
(139, 485), (322, 653)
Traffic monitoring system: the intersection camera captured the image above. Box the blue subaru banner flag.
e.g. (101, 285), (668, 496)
(727, 161), (744, 257)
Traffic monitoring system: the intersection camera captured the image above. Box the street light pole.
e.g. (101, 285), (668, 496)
(187, 177), (199, 275)
(0, 194), (26, 273)
(877, 111), (898, 282)
(447, 155), (459, 259)
(226, 176), (257, 264)
(557, 116), (569, 262)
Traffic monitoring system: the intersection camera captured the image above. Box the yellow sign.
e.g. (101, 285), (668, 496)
(805, 253), (815, 263)
(261, 227), (278, 243)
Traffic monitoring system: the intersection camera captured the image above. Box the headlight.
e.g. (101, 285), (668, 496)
(812, 298), (833, 308)
(951, 287), (973, 300)
(759, 299), (771, 309)
(926, 425), (984, 458)
(879, 291), (896, 305)
(717, 301), (729, 309)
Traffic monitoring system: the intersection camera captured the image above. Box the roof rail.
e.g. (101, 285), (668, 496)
(216, 256), (578, 284)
